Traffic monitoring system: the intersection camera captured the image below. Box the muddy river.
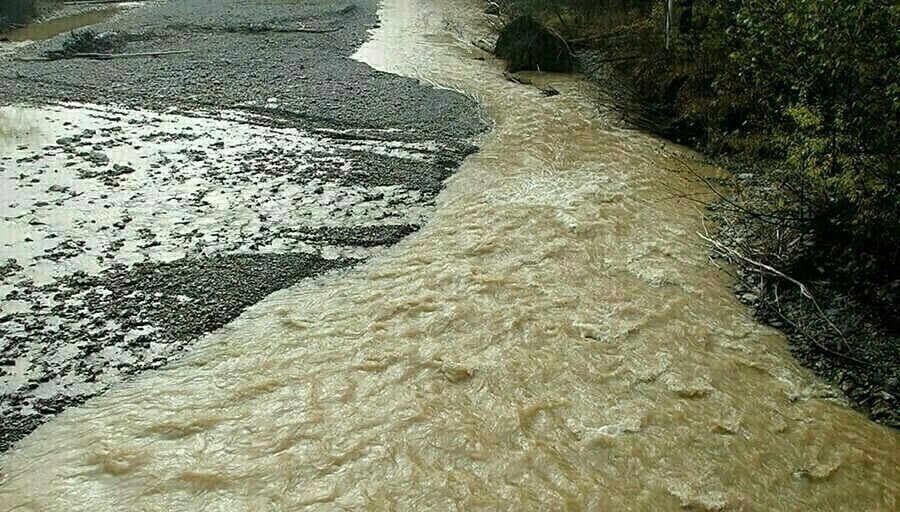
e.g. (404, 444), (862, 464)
(0, 0), (897, 510)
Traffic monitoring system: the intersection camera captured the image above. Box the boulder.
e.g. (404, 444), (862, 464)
(494, 16), (573, 73)
(45, 30), (125, 60)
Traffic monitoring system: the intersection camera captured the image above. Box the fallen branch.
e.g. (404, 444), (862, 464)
(670, 152), (806, 227)
(165, 22), (342, 35)
(76, 50), (192, 59)
(767, 302), (872, 367)
(697, 220), (861, 364)
(471, 39), (494, 54)
(502, 71), (531, 85)
(501, 72), (559, 96)
(63, 0), (133, 4)
(227, 22), (343, 34)
(540, 85), (560, 97)
(266, 26), (342, 34)
(16, 50), (191, 62)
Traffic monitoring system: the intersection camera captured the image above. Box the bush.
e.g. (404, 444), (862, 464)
(704, 0), (899, 320)
(493, 0), (899, 324)
(495, 0), (656, 36)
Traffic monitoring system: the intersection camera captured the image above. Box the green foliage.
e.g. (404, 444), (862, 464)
(496, 0), (656, 34)
(712, 0), (899, 296)
(512, 0), (899, 318)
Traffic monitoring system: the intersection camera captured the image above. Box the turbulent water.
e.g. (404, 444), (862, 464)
(1, 0), (897, 510)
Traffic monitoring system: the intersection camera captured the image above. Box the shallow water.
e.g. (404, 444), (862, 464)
(0, 8), (121, 43)
(0, 102), (452, 438)
(0, 103), (434, 285)
(0, 0), (897, 510)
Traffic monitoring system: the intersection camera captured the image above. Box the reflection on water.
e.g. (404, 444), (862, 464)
(0, 0), (897, 510)
(0, 8), (119, 42)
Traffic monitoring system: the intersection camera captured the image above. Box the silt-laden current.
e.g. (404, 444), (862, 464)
(0, 0), (897, 510)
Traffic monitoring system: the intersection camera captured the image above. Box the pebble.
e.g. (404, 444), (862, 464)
(88, 151), (110, 165)
(0, 0), (485, 454)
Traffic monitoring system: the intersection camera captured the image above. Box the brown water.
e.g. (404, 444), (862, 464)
(0, 8), (120, 42)
(0, 0), (897, 510)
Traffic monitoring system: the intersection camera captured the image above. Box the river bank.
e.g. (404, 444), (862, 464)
(587, 47), (899, 430)
(1, 0), (896, 509)
(0, 0), (486, 452)
(575, 52), (899, 428)
(483, 1), (899, 429)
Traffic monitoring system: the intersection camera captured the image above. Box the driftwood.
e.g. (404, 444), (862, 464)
(697, 218), (867, 366)
(541, 85), (560, 97)
(502, 72), (531, 85)
(264, 27), (342, 34)
(171, 23), (343, 35)
(16, 50), (191, 62)
(502, 72), (561, 97)
(62, 0), (134, 5)
(471, 39), (494, 54)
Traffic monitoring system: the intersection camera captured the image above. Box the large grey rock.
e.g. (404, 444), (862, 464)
(494, 16), (573, 73)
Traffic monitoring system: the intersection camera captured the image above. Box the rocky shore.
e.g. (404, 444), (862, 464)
(0, 0), (487, 452)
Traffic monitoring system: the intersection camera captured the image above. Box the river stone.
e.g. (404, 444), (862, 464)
(741, 293), (759, 304)
(494, 16), (574, 73)
(88, 151), (109, 165)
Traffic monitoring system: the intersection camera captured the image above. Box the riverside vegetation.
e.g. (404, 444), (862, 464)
(487, 0), (899, 426)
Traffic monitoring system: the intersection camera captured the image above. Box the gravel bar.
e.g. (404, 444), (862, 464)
(0, 0), (488, 452)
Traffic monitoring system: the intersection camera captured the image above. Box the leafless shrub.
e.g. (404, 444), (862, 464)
(440, 15), (463, 37)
